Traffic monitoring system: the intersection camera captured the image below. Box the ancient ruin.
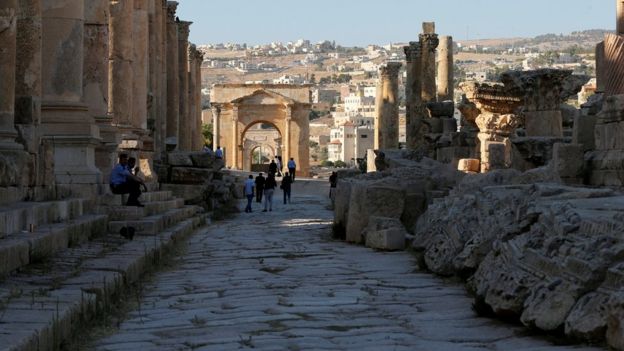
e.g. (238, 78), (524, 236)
(210, 84), (311, 177)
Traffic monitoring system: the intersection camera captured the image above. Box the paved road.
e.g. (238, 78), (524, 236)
(94, 179), (601, 351)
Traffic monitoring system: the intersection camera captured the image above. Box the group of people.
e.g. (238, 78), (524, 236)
(243, 158), (297, 213)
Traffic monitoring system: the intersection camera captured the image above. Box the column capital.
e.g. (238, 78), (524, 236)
(419, 33), (439, 53)
(379, 62), (402, 78)
(177, 20), (192, 39)
(166, 1), (178, 21)
(403, 43), (422, 63)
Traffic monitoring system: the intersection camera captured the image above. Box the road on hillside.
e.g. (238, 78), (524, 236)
(93, 179), (602, 351)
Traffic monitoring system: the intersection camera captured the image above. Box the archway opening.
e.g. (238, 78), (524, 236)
(242, 122), (282, 173)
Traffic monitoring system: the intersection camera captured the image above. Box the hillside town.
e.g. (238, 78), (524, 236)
(198, 30), (601, 171)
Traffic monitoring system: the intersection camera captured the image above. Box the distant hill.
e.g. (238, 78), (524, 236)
(457, 29), (613, 52)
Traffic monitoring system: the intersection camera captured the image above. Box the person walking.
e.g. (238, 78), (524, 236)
(268, 159), (277, 177)
(263, 174), (277, 212)
(215, 146), (223, 159)
(287, 158), (297, 182)
(329, 171), (338, 201)
(276, 157), (283, 177)
(255, 172), (265, 203)
(243, 175), (255, 213)
(281, 172), (292, 204)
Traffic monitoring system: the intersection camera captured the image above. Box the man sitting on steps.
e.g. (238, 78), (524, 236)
(110, 153), (148, 207)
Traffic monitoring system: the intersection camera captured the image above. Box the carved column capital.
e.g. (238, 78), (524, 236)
(177, 20), (192, 39)
(166, 1), (178, 20)
(419, 33), (439, 52)
(379, 62), (402, 79)
(403, 43), (422, 63)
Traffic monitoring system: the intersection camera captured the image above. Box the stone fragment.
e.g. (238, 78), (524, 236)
(170, 167), (214, 184)
(363, 216), (406, 251)
(457, 159), (480, 173)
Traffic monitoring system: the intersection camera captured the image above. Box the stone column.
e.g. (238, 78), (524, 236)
(618, 0), (624, 35)
(0, 0), (20, 150)
(165, 1), (179, 146)
(132, 0), (148, 133)
(159, 0), (168, 153)
(177, 21), (192, 151)
(149, 0), (165, 156)
(404, 42), (424, 150)
(374, 62), (402, 150)
(284, 106), (292, 166)
(420, 22), (438, 103)
(437, 35), (453, 101)
(15, 0), (42, 153)
(41, 0), (101, 195)
(194, 50), (204, 150)
(109, 0), (133, 129)
(212, 105), (221, 151)
(461, 82), (522, 173)
(187, 45), (198, 150)
(231, 104), (239, 169)
(85, 0), (119, 186)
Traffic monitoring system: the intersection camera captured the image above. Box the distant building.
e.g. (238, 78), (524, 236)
(272, 75), (305, 85)
(343, 93), (375, 113)
(328, 122), (374, 164)
(312, 89), (340, 104)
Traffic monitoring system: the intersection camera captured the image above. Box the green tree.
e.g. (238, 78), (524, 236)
(202, 123), (213, 147)
(334, 160), (347, 168)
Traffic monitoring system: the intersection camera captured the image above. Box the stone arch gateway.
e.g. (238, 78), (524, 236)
(210, 84), (311, 176)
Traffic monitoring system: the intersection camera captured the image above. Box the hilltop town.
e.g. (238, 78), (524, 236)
(199, 30), (604, 169)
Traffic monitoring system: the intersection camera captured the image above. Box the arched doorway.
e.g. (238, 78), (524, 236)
(242, 122), (281, 172)
(210, 85), (311, 176)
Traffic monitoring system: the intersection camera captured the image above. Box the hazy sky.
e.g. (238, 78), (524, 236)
(176, 0), (614, 46)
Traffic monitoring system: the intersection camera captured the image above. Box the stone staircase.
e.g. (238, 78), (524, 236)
(0, 190), (210, 351)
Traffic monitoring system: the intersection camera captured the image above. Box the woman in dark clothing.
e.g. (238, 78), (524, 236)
(281, 172), (292, 204)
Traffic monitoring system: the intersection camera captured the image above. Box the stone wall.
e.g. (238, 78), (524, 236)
(0, 0), (204, 202)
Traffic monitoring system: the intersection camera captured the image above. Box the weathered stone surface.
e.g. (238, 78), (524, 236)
(458, 158), (480, 173)
(412, 166), (624, 345)
(363, 216), (407, 250)
(189, 152), (215, 168)
(170, 167), (214, 184)
(167, 152), (193, 166)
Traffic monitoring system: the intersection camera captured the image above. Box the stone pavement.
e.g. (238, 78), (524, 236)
(93, 179), (603, 351)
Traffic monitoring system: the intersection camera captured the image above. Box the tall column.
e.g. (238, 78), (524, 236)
(374, 63), (402, 150)
(85, 0), (119, 186)
(149, 0), (165, 156)
(231, 105), (239, 169)
(159, 0), (168, 153)
(420, 22), (439, 103)
(618, 0), (624, 35)
(41, 0), (101, 195)
(437, 36), (454, 101)
(187, 45), (198, 150)
(109, 0), (133, 129)
(194, 50), (204, 150)
(132, 0), (148, 133)
(177, 21), (192, 151)
(284, 106), (292, 165)
(211, 105), (221, 151)
(15, 0), (42, 153)
(404, 43), (424, 150)
(0, 0), (20, 150)
(165, 1), (179, 146)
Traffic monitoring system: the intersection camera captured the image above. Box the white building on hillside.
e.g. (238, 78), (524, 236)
(327, 122), (374, 165)
(344, 93), (375, 113)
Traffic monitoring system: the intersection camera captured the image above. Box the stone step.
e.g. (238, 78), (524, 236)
(0, 199), (85, 238)
(0, 212), (209, 351)
(97, 191), (173, 207)
(0, 214), (108, 278)
(103, 198), (185, 221)
(107, 206), (200, 235)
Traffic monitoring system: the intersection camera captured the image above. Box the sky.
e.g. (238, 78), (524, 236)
(176, 0), (614, 47)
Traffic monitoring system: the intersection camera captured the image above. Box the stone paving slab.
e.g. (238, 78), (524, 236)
(93, 181), (604, 351)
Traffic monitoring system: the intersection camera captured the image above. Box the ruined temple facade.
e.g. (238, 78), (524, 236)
(0, 0), (204, 202)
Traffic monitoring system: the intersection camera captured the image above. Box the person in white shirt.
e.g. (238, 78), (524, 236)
(243, 175), (255, 213)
